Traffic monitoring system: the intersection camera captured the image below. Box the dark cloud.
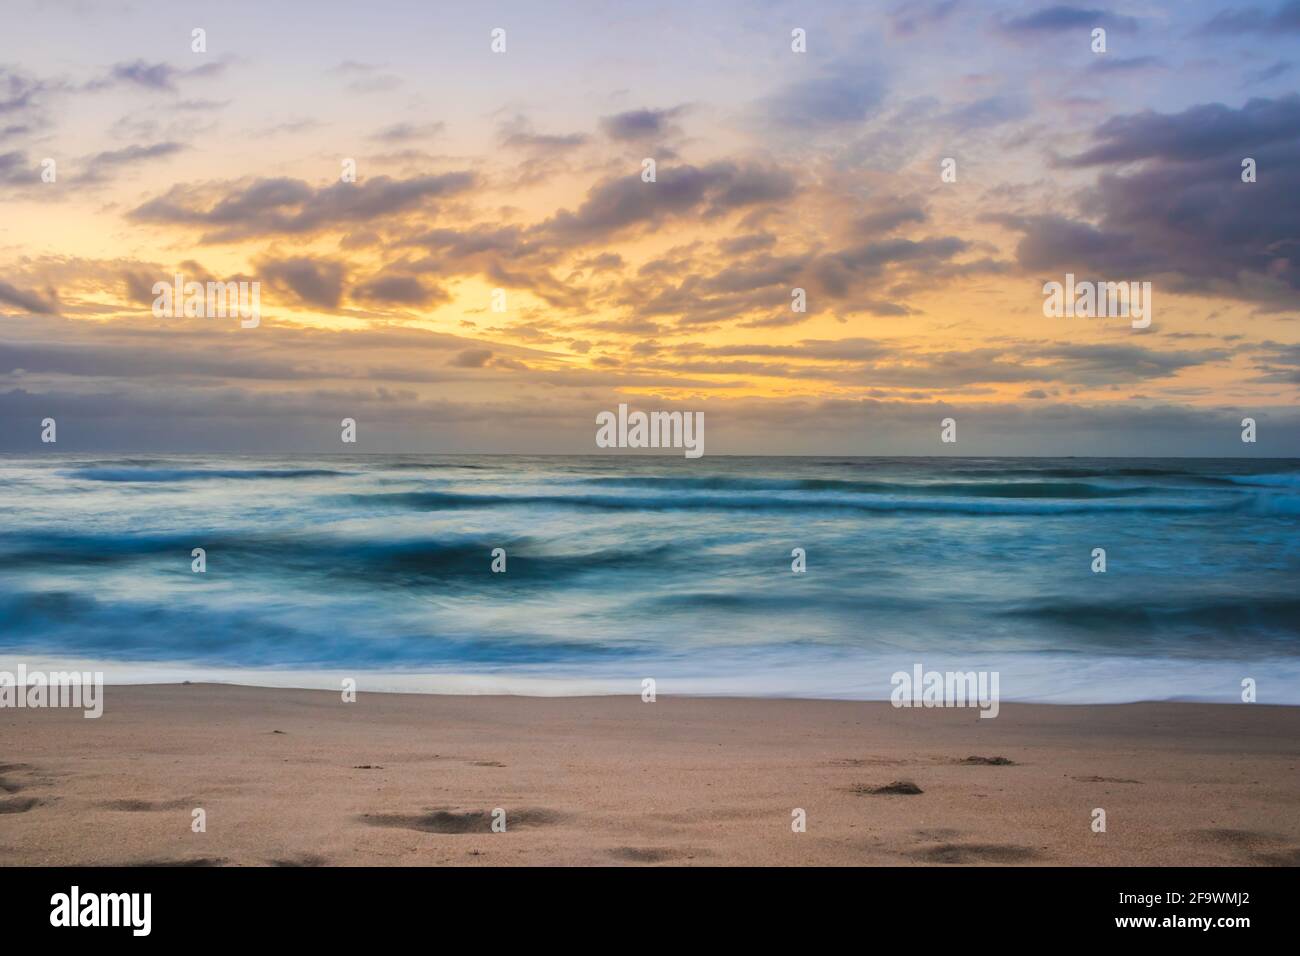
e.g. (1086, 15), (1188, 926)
(1039, 343), (1231, 385)
(78, 142), (185, 183)
(1060, 95), (1300, 166)
(102, 60), (227, 92)
(0, 340), (309, 381)
(0, 150), (40, 185)
(598, 106), (686, 141)
(130, 172), (476, 241)
(853, 200), (928, 235)
(1250, 341), (1300, 384)
(573, 252), (625, 272)
(1201, 1), (1300, 35)
(0, 280), (59, 315)
(4, 379), (1294, 455)
(811, 237), (970, 299)
(1087, 55), (1165, 74)
(536, 161), (796, 245)
(352, 274), (447, 307)
(718, 233), (777, 255)
(682, 339), (1226, 388)
(0, 313), (1282, 455)
(0, 67), (45, 115)
(1243, 60), (1292, 86)
(405, 225), (539, 261)
(1005, 96), (1300, 299)
(698, 254), (808, 296)
(998, 6), (1138, 34)
(259, 257), (346, 309)
(450, 348), (493, 368)
(993, 213), (1158, 276)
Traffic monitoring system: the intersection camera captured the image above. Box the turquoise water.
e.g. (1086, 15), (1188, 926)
(2, 455), (1298, 702)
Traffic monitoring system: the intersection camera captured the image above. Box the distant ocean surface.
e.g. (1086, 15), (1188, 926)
(2, 455), (1298, 703)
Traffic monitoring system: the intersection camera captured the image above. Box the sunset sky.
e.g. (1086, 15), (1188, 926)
(2, 0), (1298, 454)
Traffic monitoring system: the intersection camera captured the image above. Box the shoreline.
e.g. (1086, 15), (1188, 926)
(4, 655), (1297, 705)
(3, 684), (1298, 866)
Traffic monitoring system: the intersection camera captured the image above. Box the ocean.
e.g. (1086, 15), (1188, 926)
(2, 454), (1298, 703)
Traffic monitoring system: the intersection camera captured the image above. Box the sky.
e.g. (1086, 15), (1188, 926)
(1, 0), (1298, 455)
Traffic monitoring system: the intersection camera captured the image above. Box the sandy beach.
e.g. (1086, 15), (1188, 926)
(2, 684), (1298, 866)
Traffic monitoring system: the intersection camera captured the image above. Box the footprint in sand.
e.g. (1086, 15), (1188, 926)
(1259, 848), (1300, 866)
(913, 827), (962, 840)
(1192, 829), (1300, 865)
(852, 780), (924, 795)
(828, 757), (910, 767)
(0, 797), (42, 814)
(360, 807), (562, 833)
(268, 854), (329, 867)
(127, 857), (228, 867)
(914, 843), (1041, 864)
(97, 798), (194, 812)
(608, 846), (698, 863)
(0, 763), (40, 794)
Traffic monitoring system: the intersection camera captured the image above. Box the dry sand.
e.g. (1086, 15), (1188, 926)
(2, 684), (1298, 866)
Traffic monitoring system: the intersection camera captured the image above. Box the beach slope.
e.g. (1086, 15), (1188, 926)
(2, 685), (1298, 866)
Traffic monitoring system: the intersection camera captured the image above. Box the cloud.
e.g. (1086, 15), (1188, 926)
(102, 59), (227, 92)
(852, 199), (928, 235)
(0, 309), (1282, 455)
(0, 67), (46, 115)
(995, 97), (1300, 299)
(941, 94), (1031, 129)
(0, 280), (59, 315)
(763, 60), (887, 128)
(998, 6), (1138, 34)
(890, 0), (963, 36)
(1201, 1), (1300, 35)
(536, 161), (796, 245)
(130, 172), (476, 241)
(258, 257), (346, 309)
(1059, 95), (1300, 166)
(404, 225), (540, 263)
(1243, 60), (1292, 86)
(78, 142), (185, 183)
(811, 237), (970, 299)
(450, 348), (493, 368)
(352, 274), (447, 307)
(599, 106), (686, 141)
(1087, 55), (1165, 74)
(0, 150), (40, 185)
(498, 116), (588, 152)
(370, 121), (444, 142)
(679, 338), (1228, 388)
